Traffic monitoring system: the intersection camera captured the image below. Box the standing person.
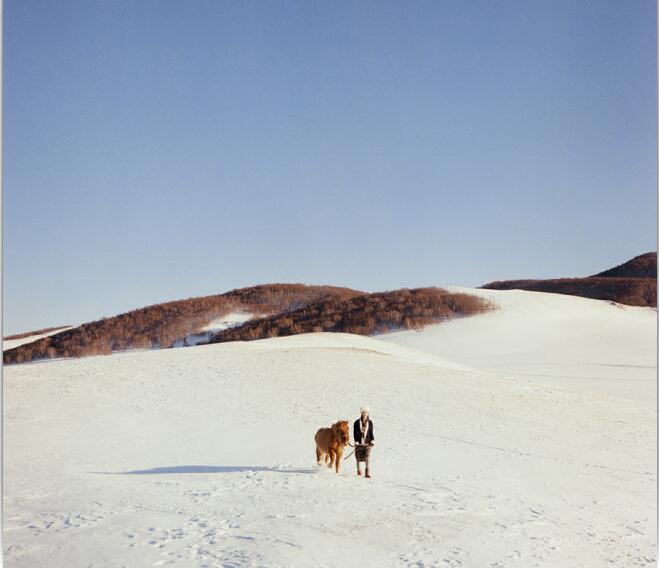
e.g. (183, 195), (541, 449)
(354, 406), (374, 478)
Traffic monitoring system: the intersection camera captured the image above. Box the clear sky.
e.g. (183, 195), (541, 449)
(3, 0), (657, 334)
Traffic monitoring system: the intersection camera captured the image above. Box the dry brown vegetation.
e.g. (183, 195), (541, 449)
(4, 326), (70, 341)
(3, 284), (362, 365)
(482, 277), (656, 307)
(207, 288), (494, 344)
(591, 252), (656, 279)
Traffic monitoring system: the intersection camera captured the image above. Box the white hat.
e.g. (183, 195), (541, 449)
(360, 406), (370, 414)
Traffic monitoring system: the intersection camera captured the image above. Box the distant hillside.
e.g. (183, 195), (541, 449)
(10, 253), (650, 365)
(3, 284), (362, 365)
(591, 252), (656, 279)
(482, 253), (657, 307)
(208, 287), (494, 344)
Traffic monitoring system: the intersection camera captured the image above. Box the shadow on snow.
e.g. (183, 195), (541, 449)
(94, 465), (317, 475)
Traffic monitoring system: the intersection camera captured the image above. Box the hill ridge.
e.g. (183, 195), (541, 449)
(591, 252), (656, 279)
(3, 284), (363, 365)
(6, 252), (655, 365)
(481, 252), (657, 307)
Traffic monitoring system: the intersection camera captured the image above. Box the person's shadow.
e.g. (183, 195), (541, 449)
(95, 465), (317, 475)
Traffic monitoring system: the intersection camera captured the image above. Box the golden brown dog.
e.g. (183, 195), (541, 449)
(315, 420), (350, 473)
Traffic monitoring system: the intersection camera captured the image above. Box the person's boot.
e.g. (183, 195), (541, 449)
(357, 467), (362, 476)
(365, 469), (371, 479)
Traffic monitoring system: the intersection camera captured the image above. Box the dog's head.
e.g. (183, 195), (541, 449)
(332, 420), (350, 446)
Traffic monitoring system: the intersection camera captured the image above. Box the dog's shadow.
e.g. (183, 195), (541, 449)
(96, 465), (317, 475)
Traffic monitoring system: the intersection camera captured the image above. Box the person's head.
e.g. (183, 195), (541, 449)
(360, 406), (369, 420)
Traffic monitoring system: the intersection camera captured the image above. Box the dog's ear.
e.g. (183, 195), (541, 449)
(331, 422), (339, 435)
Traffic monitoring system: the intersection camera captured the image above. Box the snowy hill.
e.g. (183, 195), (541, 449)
(383, 287), (657, 405)
(3, 289), (656, 567)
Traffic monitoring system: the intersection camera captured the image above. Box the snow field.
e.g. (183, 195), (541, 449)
(3, 289), (656, 567)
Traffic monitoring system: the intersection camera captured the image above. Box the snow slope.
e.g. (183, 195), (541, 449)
(3, 291), (656, 567)
(173, 313), (255, 348)
(3, 327), (73, 351)
(384, 287), (657, 407)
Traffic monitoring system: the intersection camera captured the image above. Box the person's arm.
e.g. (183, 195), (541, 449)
(353, 421), (359, 444)
(370, 421), (374, 445)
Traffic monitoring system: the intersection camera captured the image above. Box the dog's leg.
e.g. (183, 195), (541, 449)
(316, 446), (322, 465)
(328, 449), (335, 468)
(335, 446), (343, 473)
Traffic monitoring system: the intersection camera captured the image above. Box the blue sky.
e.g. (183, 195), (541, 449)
(3, 0), (656, 334)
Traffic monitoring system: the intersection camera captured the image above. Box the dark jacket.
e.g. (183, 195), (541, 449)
(353, 418), (374, 445)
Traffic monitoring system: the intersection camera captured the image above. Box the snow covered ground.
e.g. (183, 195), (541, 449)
(384, 287), (657, 407)
(3, 290), (656, 567)
(172, 313), (255, 348)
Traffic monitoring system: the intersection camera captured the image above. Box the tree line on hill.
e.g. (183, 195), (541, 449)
(2, 284), (360, 365)
(207, 288), (494, 344)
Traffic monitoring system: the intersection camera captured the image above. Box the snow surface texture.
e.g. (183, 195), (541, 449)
(384, 287), (657, 407)
(3, 289), (656, 567)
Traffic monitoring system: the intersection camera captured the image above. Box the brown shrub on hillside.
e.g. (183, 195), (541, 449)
(207, 288), (494, 344)
(591, 252), (656, 279)
(4, 326), (70, 341)
(3, 284), (362, 365)
(482, 277), (656, 307)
